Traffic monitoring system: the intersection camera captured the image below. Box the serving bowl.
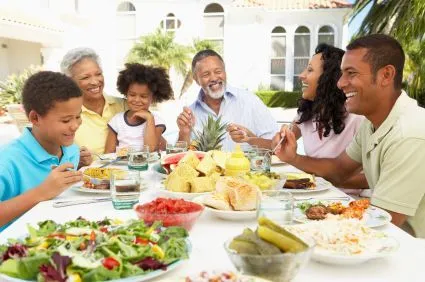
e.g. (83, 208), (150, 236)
(224, 238), (314, 282)
(134, 199), (204, 231)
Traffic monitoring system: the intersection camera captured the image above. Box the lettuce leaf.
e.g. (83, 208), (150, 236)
(82, 265), (121, 282)
(160, 237), (188, 264)
(0, 254), (49, 279)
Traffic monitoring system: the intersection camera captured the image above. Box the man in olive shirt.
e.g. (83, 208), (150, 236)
(273, 34), (425, 238)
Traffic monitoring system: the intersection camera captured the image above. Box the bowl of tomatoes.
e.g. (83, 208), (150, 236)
(134, 198), (204, 231)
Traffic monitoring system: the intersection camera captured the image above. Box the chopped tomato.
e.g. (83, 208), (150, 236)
(79, 242), (87, 250)
(99, 227), (108, 233)
(102, 257), (120, 270)
(135, 237), (149, 245)
(90, 231), (96, 241)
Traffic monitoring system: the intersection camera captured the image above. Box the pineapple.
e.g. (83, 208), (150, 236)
(191, 115), (227, 152)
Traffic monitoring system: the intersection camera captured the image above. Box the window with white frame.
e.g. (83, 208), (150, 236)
(160, 13), (181, 32)
(318, 25), (335, 45)
(116, 1), (136, 67)
(293, 26), (310, 91)
(270, 26), (286, 90)
(203, 3), (224, 53)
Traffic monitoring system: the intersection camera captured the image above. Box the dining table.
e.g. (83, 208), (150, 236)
(0, 159), (424, 282)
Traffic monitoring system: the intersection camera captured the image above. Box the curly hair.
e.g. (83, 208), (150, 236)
(117, 63), (173, 103)
(22, 71), (82, 116)
(297, 44), (347, 138)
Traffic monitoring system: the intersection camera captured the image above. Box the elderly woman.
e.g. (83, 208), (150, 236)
(60, 48), (126, 157)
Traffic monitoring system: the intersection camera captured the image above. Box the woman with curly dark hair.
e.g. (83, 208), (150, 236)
(104, 63), (173, 153)
(293, 43), (363, 158)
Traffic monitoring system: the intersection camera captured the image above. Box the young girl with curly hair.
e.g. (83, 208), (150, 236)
(104, 63), (173, 153)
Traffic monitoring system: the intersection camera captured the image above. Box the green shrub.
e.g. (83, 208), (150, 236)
(255, 90), (302, 108)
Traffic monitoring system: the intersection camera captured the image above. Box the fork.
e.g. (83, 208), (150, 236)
(93, 153), (109, 161)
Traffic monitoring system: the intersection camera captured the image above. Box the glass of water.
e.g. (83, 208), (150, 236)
(110, 170), (141, 210)
(128, 145), (150, 171)
(256, 190), (293, 225)
(166, 141), (187, 154)
(250, 148), (271, 172)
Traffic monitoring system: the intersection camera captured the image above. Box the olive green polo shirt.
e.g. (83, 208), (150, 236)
(346, 92), (425, 238)
(75, 95), (126, 154)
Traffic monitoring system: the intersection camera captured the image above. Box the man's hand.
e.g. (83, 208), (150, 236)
(38, 163), (82, 200)
(177, 107), (195, 136)
(78, 146), (93, 168)
(273, 125), (298, 163)
(227, 123), (253, 143)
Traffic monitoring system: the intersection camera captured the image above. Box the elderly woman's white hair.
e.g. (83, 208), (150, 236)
(60, 47), (102, 76)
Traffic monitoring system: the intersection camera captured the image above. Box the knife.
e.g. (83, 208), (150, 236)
(53, 197), (111, 208)
(98, 157), (125, 168)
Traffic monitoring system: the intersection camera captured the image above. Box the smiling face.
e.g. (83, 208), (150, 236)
(126, 83), (153, 112)
(31, 97), (83, 148)
(70, 58), (104, 101)
(193, 56), (227, 100)
(337, 48), (379, 116)
(299, 53), (323, 101)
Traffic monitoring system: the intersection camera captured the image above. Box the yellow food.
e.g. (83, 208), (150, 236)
(83, 168), (121, 180)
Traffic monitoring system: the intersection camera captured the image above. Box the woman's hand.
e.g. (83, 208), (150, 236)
(78, 146), (93, 168)
(227, 123), (255, 143)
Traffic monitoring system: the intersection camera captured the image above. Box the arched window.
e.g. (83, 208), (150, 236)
(203, 3), (224, 52)
(116, 1), (136, 67)
(293, 26), (310, 91)
(270, 26), (286, 90)
(318, 25), (335, 45)
(160, 13), (182, 32)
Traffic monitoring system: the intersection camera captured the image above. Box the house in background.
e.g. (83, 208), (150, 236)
(0, 0), (351, 96)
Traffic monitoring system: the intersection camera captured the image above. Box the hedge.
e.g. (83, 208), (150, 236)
(255, 90), (302, 108)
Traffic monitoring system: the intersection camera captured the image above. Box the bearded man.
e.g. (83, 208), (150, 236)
(176, 49), (277, 151)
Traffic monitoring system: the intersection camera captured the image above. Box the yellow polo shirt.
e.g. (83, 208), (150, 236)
(346, 92), (425, 238)
(75, 96), (126, 154)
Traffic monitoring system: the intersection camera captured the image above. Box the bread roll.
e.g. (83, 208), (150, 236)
(228, 182), (258, 211)
(203, 193), (232, 210)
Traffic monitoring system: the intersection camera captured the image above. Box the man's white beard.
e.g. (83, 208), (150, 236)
(205, 82), (226, 99)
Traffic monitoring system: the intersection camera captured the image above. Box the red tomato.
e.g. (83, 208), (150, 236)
(135, 237), (149, 245)
(102, 257), (120, 270)
(99, 227), (108, 233)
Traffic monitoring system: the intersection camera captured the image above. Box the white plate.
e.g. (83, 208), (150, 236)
(282, 177), (331, 193)
(284, 221), (399, 265)
(193, 195), (256, 221)
(293, 200), (392, 228)
(71, 181), (149, 194)
(0, 241), (190, 282)
(97, 152), (160, 165)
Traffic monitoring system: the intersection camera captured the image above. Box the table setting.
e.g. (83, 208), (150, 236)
(0, 144), (424, 282)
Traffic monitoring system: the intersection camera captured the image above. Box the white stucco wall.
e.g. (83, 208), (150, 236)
(0, 38), (41, 81)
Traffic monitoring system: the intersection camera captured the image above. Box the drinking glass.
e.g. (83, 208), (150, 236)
(250, 148), (271, 172)
(256, 190), (293, 225)
(110, 170), (141, 210)
(128, 145), (150, 171)
(166, 141), (187, 154)
(241, 144), (258, 163)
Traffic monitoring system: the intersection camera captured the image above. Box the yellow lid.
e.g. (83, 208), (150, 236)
(225, 144), (250, 174)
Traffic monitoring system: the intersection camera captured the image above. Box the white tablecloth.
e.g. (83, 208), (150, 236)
(1, 163), (424, 282)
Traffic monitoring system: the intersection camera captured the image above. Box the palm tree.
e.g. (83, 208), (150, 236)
(350, 0), (425, 105)
(178, 39), (220, 98)
(127, 28), (190, 77)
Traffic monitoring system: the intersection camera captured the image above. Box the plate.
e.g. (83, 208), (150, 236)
(71, 181), (149, 194)
(0, 231), (191, 282)
(97, 152), (160, 165)
(193, 195), (256, 221)
(284, 221), (399, 265)
(293, 199), (392, 228)
(281, 177), (331, 193)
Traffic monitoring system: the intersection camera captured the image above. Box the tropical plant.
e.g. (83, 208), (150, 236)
(127, 28), (190, 77)
(0, 65), (41, 108)
(350, 0), (425, 105)
(179, 39), (220, 98)
(190, 115), (227, 152)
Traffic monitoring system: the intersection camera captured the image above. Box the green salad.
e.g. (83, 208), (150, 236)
(0, 217), (189, 282)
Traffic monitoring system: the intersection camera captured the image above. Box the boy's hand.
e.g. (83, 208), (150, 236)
(78, 146), (93, 168)
(177, 107), (195, 136)
(39, 163), (82, 200)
